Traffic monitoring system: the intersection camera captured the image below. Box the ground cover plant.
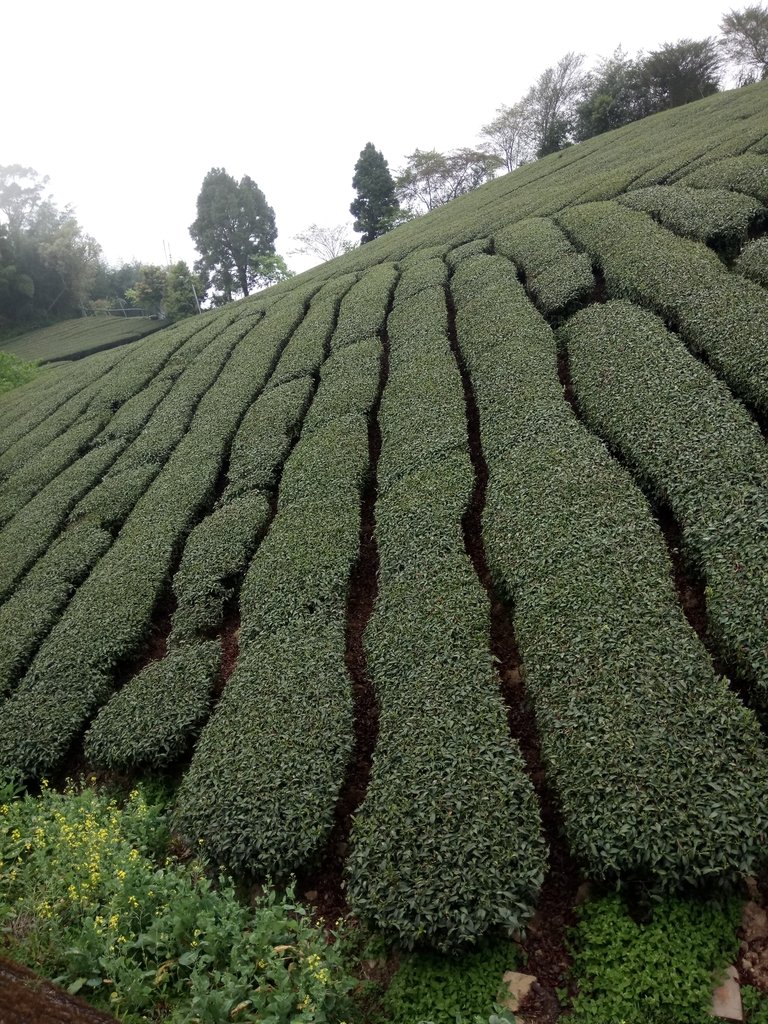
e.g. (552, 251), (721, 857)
(2, 81), (768, 1019)
(566, 893), (741, 1024)
(0, 779), (356, 1023)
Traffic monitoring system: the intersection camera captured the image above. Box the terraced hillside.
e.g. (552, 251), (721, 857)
(1, 314), (164, 364)
(2, 82), (768, 958)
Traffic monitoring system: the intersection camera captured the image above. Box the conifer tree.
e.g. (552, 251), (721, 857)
(349, 143), (400, 243)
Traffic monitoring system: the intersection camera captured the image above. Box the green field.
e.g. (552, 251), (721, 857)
(2, 82), (768, 1021)
(0, 313), (165, 363)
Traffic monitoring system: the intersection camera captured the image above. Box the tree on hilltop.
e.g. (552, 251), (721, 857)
(642, 38), (722, 109)
(720, 3), (768, 82)
(291, 223), (357, 262)
(163, 261), (204, 322)
(574, 48), (653, 141)
(350, 144), (401, 243)
(190, 168), (277, 303)
(525, 52), (586, 157)
(395, 148), (502, 216)
(481, 103), (535, 171)
(0, 165), (101, 324)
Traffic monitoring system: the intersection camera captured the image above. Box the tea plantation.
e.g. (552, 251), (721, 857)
(2, 81), (768, 1019)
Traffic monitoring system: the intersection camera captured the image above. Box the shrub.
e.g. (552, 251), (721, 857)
(495, 217), (594, 317)
(346, 270), (546, 950)
(560, 300), (768, 699)
(451, 254), (768, 887)
(558, 200), (768, 418)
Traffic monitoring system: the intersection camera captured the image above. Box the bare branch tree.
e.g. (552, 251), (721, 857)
(290, 223), (357, 262)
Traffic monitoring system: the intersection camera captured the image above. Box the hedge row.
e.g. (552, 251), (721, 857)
(678, 153), (768, 204)
(0, 522), (112, 700)
(85, 296), (339, 772)
(0, 440), (124, 603)
(558, 200), (768, 418)
(331, 263), (398, 352)
(173, 413), (371, 875)
(560, 299), (768, 700)
(99, 311), (244, 477)
(445, 237), (492, 270)
(451, 253), (768, 887)
(617, 185), (762, 250)
(172, 268), (396, 872)
(0, 415), (109, 527)
(346, 267), (546, 950)
(0, 312), (244, 602)
(303, 337), (382, 435)
(736, 237), (768, 287)
(224, 376), (315, 500)
(83, 495), (277, 771)
(0, 292), (311, 780)
(84, 641), (222, 770)
(0, 342), (131, 456)
(266, 273), (357, 389)
(375, 288), (466, 493)
(0, 313), (206, 499)
(495, 217), (594, 317)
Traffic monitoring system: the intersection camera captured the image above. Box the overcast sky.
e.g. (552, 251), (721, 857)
(4, 0), (737, 275)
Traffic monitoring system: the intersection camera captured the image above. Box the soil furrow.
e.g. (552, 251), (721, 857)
(295, 283), (395, 927)
(444, 275), (579, 1024)
(556, 340), (760, 719)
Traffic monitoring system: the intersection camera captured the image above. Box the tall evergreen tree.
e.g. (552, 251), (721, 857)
(350, 143), (400, 244)
(190, 168), (276, 302)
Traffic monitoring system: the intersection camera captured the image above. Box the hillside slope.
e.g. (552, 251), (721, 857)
(2, 83), (768, 951)
(1, 314), (164, 364)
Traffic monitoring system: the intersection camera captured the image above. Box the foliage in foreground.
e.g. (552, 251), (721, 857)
(567, 893), (740, 1024)
(383, 941), (520, 1024)
(0, 350), (37, 394)
(0, 780), (355, 1023)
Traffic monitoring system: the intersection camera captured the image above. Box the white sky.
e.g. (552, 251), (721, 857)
(3, 0), (736, 275)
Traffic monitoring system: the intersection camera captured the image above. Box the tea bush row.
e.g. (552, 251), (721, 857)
(330, 262), (398, 351)
(451, 254), (768, 887)
(0, 342), (130, 455)
(303, 337), (382, 435)
(266, 273), (357, 389)
(617, 185), (762, 250)
(560, 300), (768, 700)
(0, 523), (112, 700)
(85, 292), (346, 773)
(173, 415), (370, 875)
(0, 314), (207, 487)
(172, 270), (393, 874)
(0, 312), (243, 602)
(736, 236), (768, 287)
(678, 153), (768, 204)
(346, 267), (546, 950)
(559, 200), (768, 418)
(0, 293), (311, 780)
(87, 279), (369, 771)
(495, 217), (594, 317)
(84, 492), (272, 770)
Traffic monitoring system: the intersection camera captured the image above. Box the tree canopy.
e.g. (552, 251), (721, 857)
(290, 224), (356, 262)
(720, 3), (768, 82)
(480, 103), (534, 172)
(190, 168), (277, 302)
(643, 38), (722, 109)
(0, 165), (101, 328)
(350, 144), (401, 244)
(525, 52), (586, 157)
(395, 148), (502, 215)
